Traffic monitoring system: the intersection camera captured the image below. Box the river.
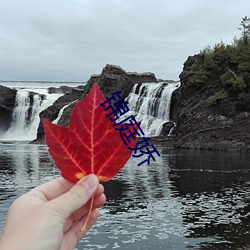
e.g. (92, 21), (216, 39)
(0, 142), (250, 249)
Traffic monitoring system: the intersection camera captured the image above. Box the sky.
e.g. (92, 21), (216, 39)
(0, 0), (249, 82)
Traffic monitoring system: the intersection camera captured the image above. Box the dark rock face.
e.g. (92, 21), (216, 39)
(35, 64), (158, 140)
(159, 122), (175, 136)
(175, 55), (250, 150)
(26, 91), (46, 125)
(0, 85), (17, 132)
(48, 85), (85, 94)
(87, 64), (158, 99)
(169, 87), (181, 122)
(36, 88), (85, 139)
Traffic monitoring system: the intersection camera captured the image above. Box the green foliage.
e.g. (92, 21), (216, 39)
(221, 71), (246, 91)
(238, 91), (247, 100)
(233, 76), (246, 91)
(238, 61), (250, 81)
(213, 42), (233, 63)
(186, 64), (209, 86)
(238, 16), (250, 44)
(184, 16), (250, 112)
(200, 46), (213, 55)
(220, 71), (235, 86)
(206, 91), (228, 106)
(203, 53), (218, 71)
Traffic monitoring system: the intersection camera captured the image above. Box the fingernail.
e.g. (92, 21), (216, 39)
(78, 174), (98, 191)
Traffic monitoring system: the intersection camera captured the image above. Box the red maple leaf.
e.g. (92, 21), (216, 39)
(42, 82), (136, 183)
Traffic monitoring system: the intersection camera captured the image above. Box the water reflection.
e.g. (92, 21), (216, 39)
(169, 150), (250, 249)
(0, 143), (57, 190)
(0, 144), (250, 249)
(0, 142), (58, 230)
(83, 153), (188, 249)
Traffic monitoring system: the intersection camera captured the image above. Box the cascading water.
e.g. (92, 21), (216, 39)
(0, 80), (178, 141)
(1, 88), (62, 141)
(121, 81), (180, 136)
(7, 90), (31, 136)
(52, 100), (78, 124)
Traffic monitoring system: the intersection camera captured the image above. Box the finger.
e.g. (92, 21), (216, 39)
(47, 174), (99, 219)
(63, 185), (105, 232)
(62, 209), (100, 249)
(34, 178), (104, 201)
(94, 184), (104, 197)
(63, 193), (106, 233)
(84, 191), (106, 212)
(32, 177), (74, 201)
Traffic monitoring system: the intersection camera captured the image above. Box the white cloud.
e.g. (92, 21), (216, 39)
(0, 0), (249, 81)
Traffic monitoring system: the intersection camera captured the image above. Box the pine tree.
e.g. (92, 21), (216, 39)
(238, 16), (250, 44)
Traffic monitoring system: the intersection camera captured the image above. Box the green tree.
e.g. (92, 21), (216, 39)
(238, 16), (250, 44)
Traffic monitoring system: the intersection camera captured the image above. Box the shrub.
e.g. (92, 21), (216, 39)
(238, 91), (247, 100)
(233, 76), (246, 91)
(200, 46), (213, 55)
(186, 64), (209, 86)
(220, 71), (236, 86)
(207, 91), (228, 106)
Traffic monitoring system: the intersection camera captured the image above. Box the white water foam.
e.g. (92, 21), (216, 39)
(52, 100), (78, 124)
(1, 88), (62, 141)
(119, 81), (180, 136)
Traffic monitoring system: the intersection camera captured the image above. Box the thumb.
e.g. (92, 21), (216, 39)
(47, 174), (99, 219)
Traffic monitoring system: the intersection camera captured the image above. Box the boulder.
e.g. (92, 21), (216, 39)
(159, 121), (175, 136)
(86, 64), (158, 99)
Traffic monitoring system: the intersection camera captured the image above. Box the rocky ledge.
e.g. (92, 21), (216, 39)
(86, 64), (158, 99)
(3, 58), (249, 151)
(0, 85), (17, 132)
(36, 87), (85, 139)
(35, 64), (159, 140)
(0, 85), (46, 134)
(173, 55), (250, 151)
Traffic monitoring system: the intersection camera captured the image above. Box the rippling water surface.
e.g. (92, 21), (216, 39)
(0, 142), (250, 249)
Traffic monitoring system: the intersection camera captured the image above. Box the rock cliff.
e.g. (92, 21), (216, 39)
(36, 64), (158, 139)
(87, 64), (157, 99)
(0, 85), (17, 133)
(3, 56), (249, 151)
(36, 87), (85, 139)
(174, 54), (250, 150)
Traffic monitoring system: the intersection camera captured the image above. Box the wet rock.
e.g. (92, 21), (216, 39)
(35, 65), (159, 140)
(87, 64), (158, 99)
(159, 122), (175, 136)
(0, 85), (17, 132)
(36, 88), (85, 139)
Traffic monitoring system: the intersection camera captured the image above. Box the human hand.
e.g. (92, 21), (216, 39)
(0, 174), (106, 250)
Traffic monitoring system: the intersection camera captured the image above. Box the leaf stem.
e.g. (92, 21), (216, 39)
(80, 196), (94, 232)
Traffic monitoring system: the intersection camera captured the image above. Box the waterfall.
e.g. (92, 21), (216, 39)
(0, 80), (178, 141)
(52, 100), (77, 124)
(1, 89), (62, 141)
(121, 81), (180, 136)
